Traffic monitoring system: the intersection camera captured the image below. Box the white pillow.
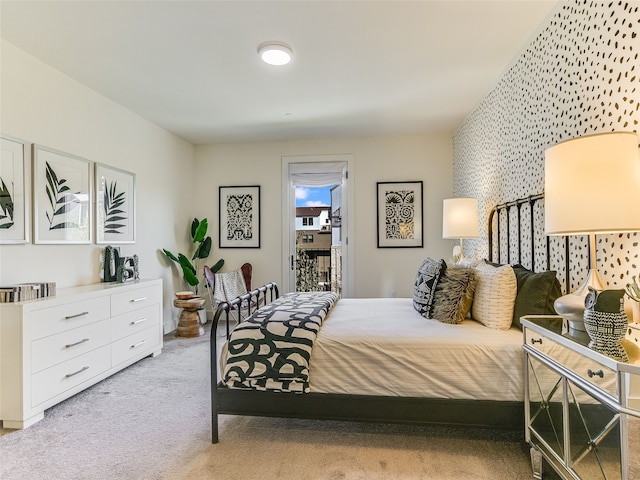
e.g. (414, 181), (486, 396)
(471, 262), (517, 329)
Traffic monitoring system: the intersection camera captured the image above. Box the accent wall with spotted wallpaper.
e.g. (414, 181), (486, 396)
(453, 0), (639, 293)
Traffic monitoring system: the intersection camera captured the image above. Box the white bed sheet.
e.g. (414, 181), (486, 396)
(308, 297), (525, 401)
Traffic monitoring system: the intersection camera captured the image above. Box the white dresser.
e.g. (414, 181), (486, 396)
(0, 279), (163, 429)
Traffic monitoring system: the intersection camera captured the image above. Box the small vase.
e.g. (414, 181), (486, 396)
(583, 288), (628, 362)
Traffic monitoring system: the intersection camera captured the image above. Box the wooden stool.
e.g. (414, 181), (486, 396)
(174, 297), (206, 337)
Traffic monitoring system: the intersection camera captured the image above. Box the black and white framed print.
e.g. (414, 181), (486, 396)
(95, 163), (136, 244)
(0, 134), (30, 244)
(376, 181), (423, 248)
(219, 185), (260, 248)
(33, 145), (92, 244)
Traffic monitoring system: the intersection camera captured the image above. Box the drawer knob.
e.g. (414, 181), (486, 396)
(65, 311), (89, 320)
(65, 338), (90, 348)
(531, 338), (543, 344)
(587, 369), (604, 378)
(130, 318), (147, 325)
(130, 297), (147, 303)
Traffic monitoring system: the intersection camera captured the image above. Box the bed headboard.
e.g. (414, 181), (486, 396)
(487, 193), (572, 294)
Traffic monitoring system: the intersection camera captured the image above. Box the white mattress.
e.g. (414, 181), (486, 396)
(308, 298), (525, 401)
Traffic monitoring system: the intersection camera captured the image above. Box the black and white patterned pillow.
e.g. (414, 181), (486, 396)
(413, 258), (446, 318)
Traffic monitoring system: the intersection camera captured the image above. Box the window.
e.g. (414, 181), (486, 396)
(303, 234), (314, 243)
(302, 217), (314, 226)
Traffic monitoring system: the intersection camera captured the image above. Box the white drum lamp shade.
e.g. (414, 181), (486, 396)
(545, 132), (640, 236)
(443, 197), (479, 263)
(544, 131), (640, 331)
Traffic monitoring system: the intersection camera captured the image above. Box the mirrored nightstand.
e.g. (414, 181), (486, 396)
(522, 315), (640, 479)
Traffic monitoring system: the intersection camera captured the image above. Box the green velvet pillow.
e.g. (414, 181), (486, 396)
(512, 264), (562, 329)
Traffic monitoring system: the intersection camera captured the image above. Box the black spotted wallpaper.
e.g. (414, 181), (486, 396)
(453, 0), (639, 292)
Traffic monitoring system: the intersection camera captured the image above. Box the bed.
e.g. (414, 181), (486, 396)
(209, 194), (564, 443)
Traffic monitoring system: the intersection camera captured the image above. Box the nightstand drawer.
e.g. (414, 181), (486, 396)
(525, 329), (618, 399)
(31, 345), (111, 408)
(31, 319), (111, 373)
(111, 285), (162, 317)
(30, 296), (111, 339)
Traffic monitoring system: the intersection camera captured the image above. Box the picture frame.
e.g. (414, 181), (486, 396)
(33, 145), (92, 244)
(0, 134), (30, 244)
(376, 180), (423, 248)
(219, 185), (260, 248)
(95, 163), (136, 244)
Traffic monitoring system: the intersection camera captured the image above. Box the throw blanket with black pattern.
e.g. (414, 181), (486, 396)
(223, 291), (339, 393)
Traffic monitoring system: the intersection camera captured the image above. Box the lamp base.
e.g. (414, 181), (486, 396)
(554, 267), (605, 333)
(555, 293), (589, 332)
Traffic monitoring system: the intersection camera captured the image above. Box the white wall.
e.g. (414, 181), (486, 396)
(195, 133), (453, 298)
(0, 40), (195, 333)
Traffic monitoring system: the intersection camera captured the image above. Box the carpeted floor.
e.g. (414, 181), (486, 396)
(1, 324), (555, 479)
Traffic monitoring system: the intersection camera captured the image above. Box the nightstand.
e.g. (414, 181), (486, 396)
(522, 315), (640, 479)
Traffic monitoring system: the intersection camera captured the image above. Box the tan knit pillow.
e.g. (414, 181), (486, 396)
(471, 262), (517, 329)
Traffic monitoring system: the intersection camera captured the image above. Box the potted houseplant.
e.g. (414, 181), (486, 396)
(163, 217), (224, 294)
(163, 218), (223, 325)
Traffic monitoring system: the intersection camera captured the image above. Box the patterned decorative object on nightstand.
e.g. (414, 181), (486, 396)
(583, 287), (628, 362)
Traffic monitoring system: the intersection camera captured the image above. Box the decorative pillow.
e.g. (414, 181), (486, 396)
(413, 258), (447, 318)
(431, 267), (477, 324)
(471, 262), (517, 330)
(511, 264), (562, 329)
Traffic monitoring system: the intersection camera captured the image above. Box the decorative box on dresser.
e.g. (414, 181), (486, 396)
(522, 315), (640, 480)
(0, 279), (163, 429)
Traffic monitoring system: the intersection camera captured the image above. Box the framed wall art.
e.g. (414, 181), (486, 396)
(33, 145), (92, 244)
(0, 134), (30, 244)
(376, 180), (423, 248)
(95, 163), (136, 244)
(219, 185), (260, 248)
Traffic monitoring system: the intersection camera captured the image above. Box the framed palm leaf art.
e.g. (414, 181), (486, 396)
(95, 163), (136, 244)
(33, 145), (92, 244)
(0, 134), (30, 244)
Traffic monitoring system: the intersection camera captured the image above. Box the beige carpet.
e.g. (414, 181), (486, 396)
(1, 323), (547, 480)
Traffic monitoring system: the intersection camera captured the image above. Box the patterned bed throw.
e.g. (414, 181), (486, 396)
(223, 291), (339, 393)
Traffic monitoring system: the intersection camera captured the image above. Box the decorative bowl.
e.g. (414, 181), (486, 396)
(175, 291), (194, 300)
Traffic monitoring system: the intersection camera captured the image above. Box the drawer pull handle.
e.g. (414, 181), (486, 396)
(130, 318), (147, 325)
(65, 338), (90, 348)
(66, 366), (89, 378)
(587, 369), (604, 378)
(131, 339), (147, 349)
(65, 311), (89, 320)
(130, 297), (147, 303)
(531, 338), (543, 344)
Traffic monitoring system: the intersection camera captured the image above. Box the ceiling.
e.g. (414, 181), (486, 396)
(0, 1), (559, 145)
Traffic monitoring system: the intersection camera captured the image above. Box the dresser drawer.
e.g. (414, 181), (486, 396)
(525, 328), (619, 399)
(110, 284), (162, 317)
(112, 325), (161, 367)
(30, 296), (110, 339)
(31, 319), (112, 374)
(31, 345), (111, 408)
(111, 304), (160, 340)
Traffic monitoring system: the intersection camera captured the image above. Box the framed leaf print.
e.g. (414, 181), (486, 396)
(0, 134), (30, 244)
(95, 163), (136, 244)
(219, 185), (260, 248)
(33, 145), (92, 244)
(376, 181), (423, 248)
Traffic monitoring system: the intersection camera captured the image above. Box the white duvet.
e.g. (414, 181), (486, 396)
(220, 297), (526, 401)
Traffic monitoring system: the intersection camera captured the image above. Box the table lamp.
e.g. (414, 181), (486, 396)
(545, 131), (640, 331)
(443, 197), (479, 264)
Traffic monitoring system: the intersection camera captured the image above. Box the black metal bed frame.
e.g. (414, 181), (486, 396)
(209, 194), (555, 444)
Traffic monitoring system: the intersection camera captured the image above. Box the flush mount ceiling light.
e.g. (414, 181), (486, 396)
(258, 42), (293, 66)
